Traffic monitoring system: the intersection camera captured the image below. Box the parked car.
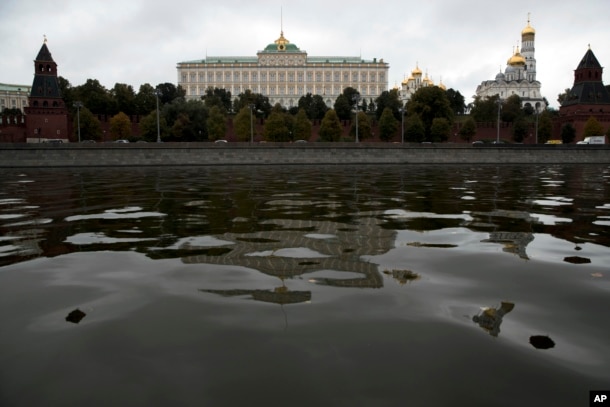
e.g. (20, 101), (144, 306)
(214, 139), (228, 143)
(114, 139), (129, 143)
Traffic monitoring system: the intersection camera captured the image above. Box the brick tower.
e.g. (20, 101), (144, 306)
(24, 37), (69, 142)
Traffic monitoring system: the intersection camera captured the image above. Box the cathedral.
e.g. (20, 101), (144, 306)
(398, 63), (446, 105)
(475, 16), (546, 111)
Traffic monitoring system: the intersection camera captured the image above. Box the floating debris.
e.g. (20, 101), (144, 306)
(563, 256), (591, 264)
(529, 335), (555, 349)
(65, 309), (86, 324)
(383, 269), (420, 285)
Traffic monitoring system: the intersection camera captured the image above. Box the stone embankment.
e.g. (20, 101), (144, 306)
(1, 143), (609, 167)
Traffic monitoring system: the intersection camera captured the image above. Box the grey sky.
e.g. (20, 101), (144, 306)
(1, 0), (608, 109)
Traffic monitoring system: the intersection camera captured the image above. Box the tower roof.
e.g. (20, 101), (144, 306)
(35, 38), (54, 62)
(577, 47), (602, 70)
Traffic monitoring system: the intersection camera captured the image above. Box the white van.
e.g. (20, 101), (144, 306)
(577, 136), (606, 144)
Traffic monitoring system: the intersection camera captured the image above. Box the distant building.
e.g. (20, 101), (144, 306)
(398, 63), (446, 104)
(0, 83), (31, 112)
(177, 30), (389, 108)
(557, 46), (610, 140)
(475, 16), (546, 111)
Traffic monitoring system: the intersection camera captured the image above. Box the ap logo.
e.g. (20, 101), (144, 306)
(591, 391), (610, 406)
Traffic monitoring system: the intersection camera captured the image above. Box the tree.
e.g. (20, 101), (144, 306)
(501, 95), (522, 123)
(202, 87), (232, 113)
(557, 88), (571, 106)
(537, 111), (553, 144)
(74, 106), (102, 141)
(561, 123), (576, 144)
(234, 106), (253, 141)
(459, 117), (477, 142)
(350, 111), (372, 140)
(171, 113), (192, 140)
(430, 117), (451, 142)
(404, 115), (425, 143)
(139, 111), (168, 142)
(375, 89), (402, 120)
(294, 108), (312, 140)
(233, 90), (272, 118)
(333, 94), (352, 121)
(263, 106), (290, 141)
(111, 83), (136, 116)
(134, 83), (157, 115)
(74, 79), (115, 114)
(162, 99), (208, 141)
(512, 116), (529, 143)
(206, 106), (227, 141)
(109, 112), (132, 140)
(318, 109), (342, 142)
(297, 93), (328, 121)
(446, 88), (465, 115)
(379, 107), (398, 142)
(583, 116), (605, 137)
(156, 82), (185, 105)
(407, 86), (453, 141)
(471, 95), (499, 123)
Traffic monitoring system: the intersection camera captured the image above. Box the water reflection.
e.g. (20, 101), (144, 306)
(1, 165), (609, 406)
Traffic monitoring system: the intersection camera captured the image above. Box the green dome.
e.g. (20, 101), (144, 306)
(262, 31), (301, 52)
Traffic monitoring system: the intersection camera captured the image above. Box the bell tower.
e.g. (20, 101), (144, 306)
(25, 36), (69, 142)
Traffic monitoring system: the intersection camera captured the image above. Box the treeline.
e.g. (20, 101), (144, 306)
(57, 77), (467, 142)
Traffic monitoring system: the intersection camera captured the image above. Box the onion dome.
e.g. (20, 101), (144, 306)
(438, 80), (446, 90)
(522, 15), (535, 36)
(507, 47), (526, 66)
(495, 71), (506, 81)
(411, 63), (422, 76)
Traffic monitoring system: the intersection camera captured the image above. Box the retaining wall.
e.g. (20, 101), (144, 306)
(1, 143), (610, 167)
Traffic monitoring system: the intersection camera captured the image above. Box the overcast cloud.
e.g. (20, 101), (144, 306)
(1, 0), (608, 108)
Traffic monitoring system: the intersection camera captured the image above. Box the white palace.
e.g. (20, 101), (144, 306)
(176, 30), (389, 108)
(475, 15), (546, 110)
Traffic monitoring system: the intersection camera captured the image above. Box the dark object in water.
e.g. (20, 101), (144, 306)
(563, 256), (591, 264)
(65, 309), (86, 324)
(529, 335), (555, 349)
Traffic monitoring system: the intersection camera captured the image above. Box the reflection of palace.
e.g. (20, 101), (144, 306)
(184, 217), (396, 289)
(473, 302), (515, 337)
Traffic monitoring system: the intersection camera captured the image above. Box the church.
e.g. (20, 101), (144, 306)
(475, 16), (546, 111)
(398, 63), (446, 105)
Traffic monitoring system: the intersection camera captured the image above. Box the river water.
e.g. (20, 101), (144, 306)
(1, 165), (609, 406)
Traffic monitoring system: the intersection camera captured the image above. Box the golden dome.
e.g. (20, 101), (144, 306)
(411, 63), (422, 76)
(438, 80), (446, 91)
(423, 72), (433, 85)
(522, 14), (535, 36)
(507, 47), (526, 66)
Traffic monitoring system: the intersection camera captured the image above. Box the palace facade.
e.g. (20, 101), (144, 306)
(176, 31), (389, 108)
(475, 16), (546, 111)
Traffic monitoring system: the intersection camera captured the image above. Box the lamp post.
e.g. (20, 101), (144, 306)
(496, 97), (502, 143)
(248, 103), (255, 143)
(154, 89), (161, 143)
(74, 101), (83, 143)
(535, 105), (540, 144)
(399, 107), (405, 143)
(352, 94), (361, 143)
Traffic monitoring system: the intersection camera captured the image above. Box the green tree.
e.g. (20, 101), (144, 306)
(501, 95), (522, 123)
(318, 109), (342, 142)
(407, 86), (453, 141)
(379, 107), (398, 142)
(139, 111), (168, 142)
(561, 122), (576, 144)
(446, 88), (465, 115)
(297, 93), (328, 121)
(74, 79), (115, 114)
(537, 111), (553, 144)
(375, 89), (402, 120)
(111, 83), (136, 116)
(157, 82), (185, 105)
(512, 116), (529, 143)
(234, 106), (253, 141)
(350, 111), (371, 140)
(202, 87), (232, 113)
(263, 107), (290, 141)
(74, 106), (102, 141)
(583, 116), (605, 137)
(294, 108), (312, 140)
(405, 115), (425, 143)
(134, 83), (157, 115)
(430, 117), (451, 142)
(233, 90), (272, 118)
(109, 112), (132, 140)
(471, 95), (499, 123)
(459, 117), (477, 142)
(171, 113), (192, 140)
(206, 106), (227, 141)
(334, 94), (352, 121)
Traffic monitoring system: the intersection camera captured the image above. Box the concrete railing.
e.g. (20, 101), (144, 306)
(1, 142), (610, 167)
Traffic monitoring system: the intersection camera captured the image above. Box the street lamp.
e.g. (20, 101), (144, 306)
(496, 97), (503, 143)
(74, 101), (83, 142)
(399, 107), (405, 143)
(248, 103), (255, 143)
(352, 94), (361, 143)
(154, 89), (161, 143)
(534, 104), (540, 144)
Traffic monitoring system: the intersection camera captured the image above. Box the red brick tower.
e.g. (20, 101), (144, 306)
(24, 37), (69, 142)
